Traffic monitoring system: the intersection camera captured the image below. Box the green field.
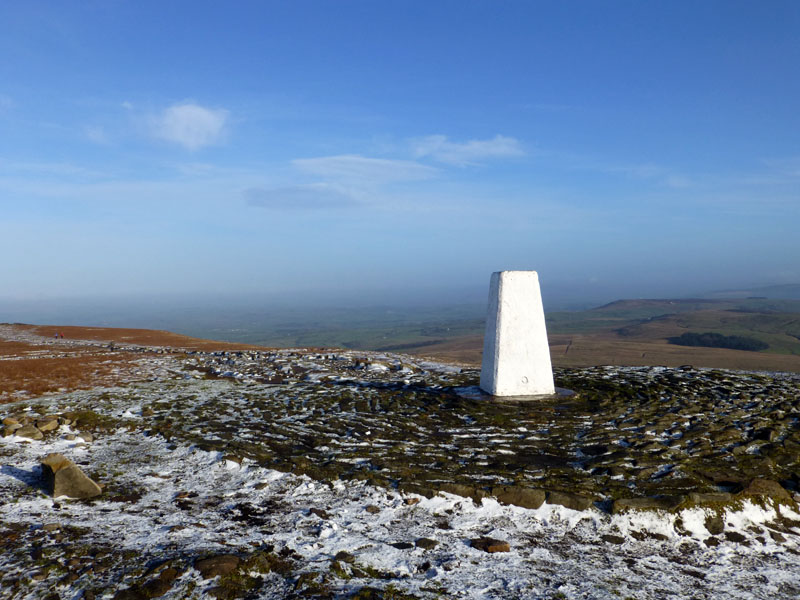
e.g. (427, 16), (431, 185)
(546, 298), (800, 356)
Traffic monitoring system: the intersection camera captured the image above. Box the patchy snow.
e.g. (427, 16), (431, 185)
(1, 338), (800, 598)
(2, 423), (800, 599)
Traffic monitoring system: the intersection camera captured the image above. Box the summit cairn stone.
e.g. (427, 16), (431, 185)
(480, 271), (555, 396)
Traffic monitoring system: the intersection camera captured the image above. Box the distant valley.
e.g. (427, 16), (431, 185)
(199, 293), (800, 373)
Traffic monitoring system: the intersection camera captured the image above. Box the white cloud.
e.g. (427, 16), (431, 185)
(153, 102), (229, 150)
(293, 154), (437, 184)
(412, 134), (524, 166)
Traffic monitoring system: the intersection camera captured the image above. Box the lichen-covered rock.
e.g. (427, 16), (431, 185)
(194, 554), (240, 579)
(40, 453), (102, 499)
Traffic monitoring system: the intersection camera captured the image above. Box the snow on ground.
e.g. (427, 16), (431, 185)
(2, 334), (800, 598)
(2, 419), (800, 599)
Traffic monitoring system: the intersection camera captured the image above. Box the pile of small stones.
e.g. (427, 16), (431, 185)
(2, 414), (93, 444)
(175, 352), (800, 511)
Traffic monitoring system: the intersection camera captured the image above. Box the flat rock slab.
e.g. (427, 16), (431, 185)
(16, 424), (43, 441)
(492, 486), (545, 509)
(40, 453), (102, 499)
(546, 491), (594, 511)
(471, 536), (511, 553)
(36, 417), (59, 432)
(612, 495), (686, 514)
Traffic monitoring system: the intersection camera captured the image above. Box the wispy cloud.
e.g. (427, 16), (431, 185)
(85, 126), (109, 145)
(763, 156), (800, 177)
(595, 161), (692, 189)
(245, 184), (357, 210)
(0, 158), (100, 178)
(0, 94), (13, 112)
(411, 134), (524, 166)
(293, 154), (437, 184)
(152, 102), (229, 150)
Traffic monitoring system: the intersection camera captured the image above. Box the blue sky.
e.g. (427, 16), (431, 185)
(1, 1), (798, 306)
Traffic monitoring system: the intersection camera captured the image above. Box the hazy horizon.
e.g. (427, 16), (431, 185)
(2, 2), (798, 306)
(3, 279), (798, 339)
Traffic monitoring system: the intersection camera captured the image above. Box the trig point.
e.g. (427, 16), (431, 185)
(480, 271), (555, 397)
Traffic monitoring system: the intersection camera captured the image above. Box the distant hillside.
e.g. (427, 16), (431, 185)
(398, 296), (800, 372)
(545, 297), (800, 355)
(701, 283), (800, 300)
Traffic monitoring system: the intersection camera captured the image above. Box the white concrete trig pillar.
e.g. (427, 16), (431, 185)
(480, 271), (555, 396)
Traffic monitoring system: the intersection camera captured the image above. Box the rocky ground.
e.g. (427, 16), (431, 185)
(1, 326), (800, 599)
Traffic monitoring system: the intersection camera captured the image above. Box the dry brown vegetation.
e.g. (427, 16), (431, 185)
(4, 314), (799, 406)
(0, 340), (40, 357)
(24, 324), (264, 352)
(1, 324), (267, 404)
(408, 332), (800, 372)
(0, 353), (138, 400)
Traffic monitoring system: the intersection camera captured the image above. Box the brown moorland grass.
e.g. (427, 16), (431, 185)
(0, 352), (141, 401)
(25, 324), (266, 352)
(0, 340), (40, 357)
(1, 323), (274, 403)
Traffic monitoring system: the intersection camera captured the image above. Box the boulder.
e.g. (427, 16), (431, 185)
(739, 478), (791, 501)
(3, 423), (22, 437)
(491, 486), (545, 510)
(439, 483), (487, 502)
(36, 416), (60, 432)
(546, 491), (594, 511)
(16, 424), (43, 441)
(40, 453), (102, 499)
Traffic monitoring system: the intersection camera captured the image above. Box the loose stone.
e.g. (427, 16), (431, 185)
(471, 537), (511, 553)
(15, 424), (43, 440)
(40, 453), (102, 499)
